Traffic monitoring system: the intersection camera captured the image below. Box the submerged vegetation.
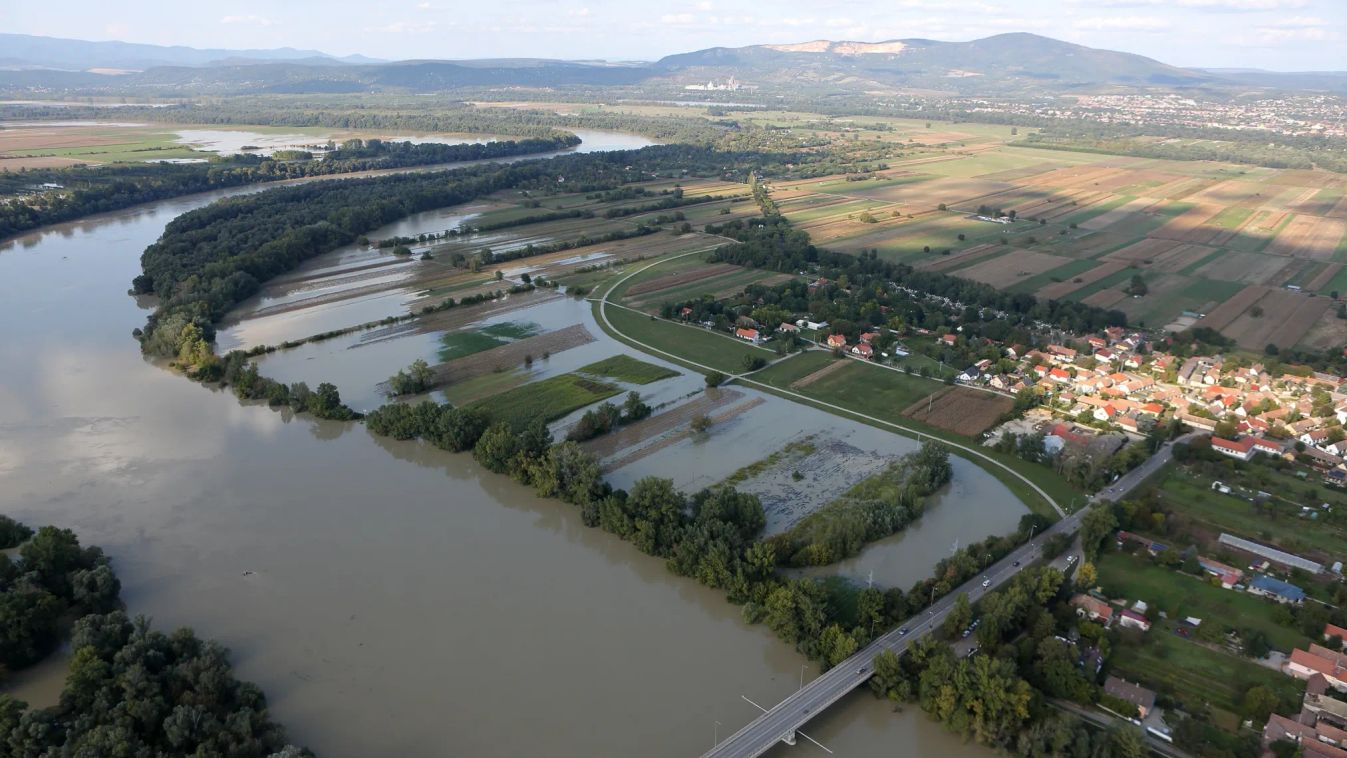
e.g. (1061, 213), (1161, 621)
(770, 442), (953, 566)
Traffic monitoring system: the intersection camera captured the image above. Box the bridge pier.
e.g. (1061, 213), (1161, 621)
(780, 730), (797, 746)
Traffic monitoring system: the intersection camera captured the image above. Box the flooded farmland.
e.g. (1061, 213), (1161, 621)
(0, 131), (1009, 758)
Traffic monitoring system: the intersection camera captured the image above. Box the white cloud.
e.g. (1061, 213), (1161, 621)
(1068, 0), (1307, 8)
(823, 17), (855, 28)
(1271, 16), (1327, 27)
(1073, 15), (1170, 31)
(566, 7), (591, 16)
(695, 1), (714, 10)
(368, 20), (437, 33)
(220, 14), (273, 27)
(660, 12), (696, 24)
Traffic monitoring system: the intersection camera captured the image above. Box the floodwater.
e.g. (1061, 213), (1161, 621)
(0, 130), (1001, 758)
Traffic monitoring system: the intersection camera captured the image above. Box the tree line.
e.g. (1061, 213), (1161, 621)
(0, 516), (309, 756)
(0, 135), (578, 240)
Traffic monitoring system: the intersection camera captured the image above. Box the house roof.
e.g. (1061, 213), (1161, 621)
(1250, 574), (1306, 601)
(1071, 594), (1113, 621)
(1103, 676), (1156, 711)
(1120, 608), (1150, 624)
(1212, 436), (1256, 454)
(1326, 623), (1347, 641)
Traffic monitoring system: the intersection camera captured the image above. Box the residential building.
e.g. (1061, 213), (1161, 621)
(1103, 676), (1156, 719)
(851, 343), (874, 360)
(1118, 608), (1152, 632)
(734, 327), (761, 344)
(1248, 574), (1307, 604)
(1286, 647), (1347, 690)
(1211, 436), (1256, 461)
(1070, 594), (1114, 626)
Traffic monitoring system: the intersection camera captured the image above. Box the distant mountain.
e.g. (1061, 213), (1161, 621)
(3, 31), (1345, 97)
(0, 33), (379, 72)
(653, 33), (1213, 93)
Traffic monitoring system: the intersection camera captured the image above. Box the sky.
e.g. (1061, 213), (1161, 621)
(4, 0), (1345, 71)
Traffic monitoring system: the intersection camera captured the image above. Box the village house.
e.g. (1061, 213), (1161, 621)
(1263, 713), (1347, 758)
(734, 327), (762, 344)
(1047, 344), (1077, 363)
(1211, 436), (1257, 461)
(826, 334), (847, 348)
(1198, 556), (1244, 588)
(1326, 623), (1347, 644)
(776, 322), (799, 334)
(1287, 645), (1347, 692)
(851, 343), (874, 360)
(1070, 594), (1114, 626)
(940, 333), (958, 346)
(1118, 608), (1152, 632)
(1103, 676), (1156, 719)
(1248, 574), (1307, 604)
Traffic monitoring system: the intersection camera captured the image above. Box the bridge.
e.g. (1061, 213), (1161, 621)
(701, 508), (1086, 758)
(700, 431), (1190, 758)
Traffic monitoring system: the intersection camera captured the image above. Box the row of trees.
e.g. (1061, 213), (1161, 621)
(566, 391), (651, 441)
(0, 135), (578, 240)
(0, 517), (309, 756)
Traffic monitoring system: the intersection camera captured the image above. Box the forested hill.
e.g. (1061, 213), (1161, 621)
(0, 135), (578, 240)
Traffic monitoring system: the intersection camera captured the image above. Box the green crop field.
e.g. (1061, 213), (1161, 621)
(578, 354), (679, 384)
(470, 372), (620, 430)
(438, 331), (506, 361)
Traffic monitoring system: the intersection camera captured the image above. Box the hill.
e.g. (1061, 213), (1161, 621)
(0, 32), (377, 72)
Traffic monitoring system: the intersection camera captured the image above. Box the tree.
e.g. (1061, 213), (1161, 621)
(1126, 274), (1148, 297)
(1079, 506), (1118, 559)
(942, 593), (974, 638)
(1241, 685), (1279, 724)
(705, 371), (726, 388)
(691, 414), (712, 433)
(1075, 561), (1097, 589)
(472, 422), (519, 473)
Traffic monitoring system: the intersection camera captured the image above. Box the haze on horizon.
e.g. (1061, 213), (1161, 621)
(3, 0), (1344, 72)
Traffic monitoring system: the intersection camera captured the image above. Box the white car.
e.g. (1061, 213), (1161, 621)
(981, 578), (991, 588)
(1067, 555), (1078, 565)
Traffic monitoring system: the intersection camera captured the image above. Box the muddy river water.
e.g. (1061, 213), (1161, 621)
(0, 132), (1009, 757)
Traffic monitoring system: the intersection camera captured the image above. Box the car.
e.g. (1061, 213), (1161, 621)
(981, 578), (991, 588)
(970, 618), (980, 629)
(898, 627), (909, 636)
(1012, 560), (1021, 567)
(1066, 555), (1078, 565)
(962, 629), (971, 638)
(856, 666), (868, 674)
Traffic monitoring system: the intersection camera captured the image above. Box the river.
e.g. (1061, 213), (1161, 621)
(0, 129), (1003, 757)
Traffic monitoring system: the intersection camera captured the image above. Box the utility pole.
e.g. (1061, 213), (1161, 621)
(714, 721), (721, 747)
(867, 569), (874, 589)
(799, 664), (807, 691)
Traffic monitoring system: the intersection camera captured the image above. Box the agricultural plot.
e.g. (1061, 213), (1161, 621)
(469, 372), (621, 430)
(900, 387), (1012, 436)
(954, 250), (1075, 288)
(576, 354), (679, 385)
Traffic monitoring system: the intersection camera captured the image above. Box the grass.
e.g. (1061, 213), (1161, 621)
(1096, 552), (1309, 652)
(1110, 622), (1304, 718)
(469, 372), (621, 430)
(1011, 258), (1106, 295)
(1155, 465), (1347, 557)
(439, 369), (527, 406)
(577, 354), (679, 384)
(598, 304), (775, 375)
(480, 321), (541, 340)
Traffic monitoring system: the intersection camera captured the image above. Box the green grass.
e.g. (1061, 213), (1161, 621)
(1056, 194), (1135, 228)
(577, 354), (679, 384)
(1110, 623), (1304, 717)
(605, 254), (710, 301)
(626, 267), (782, 310)
(1156, 465), (1347, 556)
(719, 437), (817, 488)
(1207, 207), (1254, 230)
(1096, 552), (1309, 652)
(598, 304), (775, 375)
(469, 372), (621, 430)
(438, 331), (506, 361)
(1011, 258), (1105, 295)
(1065, 266), (1140, 302)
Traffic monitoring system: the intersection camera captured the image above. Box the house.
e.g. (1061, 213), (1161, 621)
(851, 343), (875, 360)
(1287, 647), (1347, 691)
(1327, 624), (1347, 644)
(1049, 367), (1072, 383)
(1118, 608), (1152, 632)
(777, 322), (799, 334)
(735, 327), (762, 344)
(860, 331), (881, 344)
(1198, 557), (1244, 588)
(1248, 574), (1307, 604)
(958, 365), (982, 383)
(679, 306), (694, 318)
(1211, 436), (1257, 462)
(1103, 676), (1156, 719)
(1087, 335), (1107, 350)
(797, 319), (829, 331)
(826, 334), (847, 348)
(1071, 594), (1114, 626)
(1005, 344), (1026, 360)
(1047, 344), (1078, 363)
(1305, 674), (1347, 725)
(940, 333), (958, 346)
(1118, 413), (1141, 433)
(1263, 713), (1347, 758)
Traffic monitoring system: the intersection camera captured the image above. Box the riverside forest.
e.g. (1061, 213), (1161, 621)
(5, 13), (1347, 758)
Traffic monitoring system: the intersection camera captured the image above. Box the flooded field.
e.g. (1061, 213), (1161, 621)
(0, 136), (1007, 758)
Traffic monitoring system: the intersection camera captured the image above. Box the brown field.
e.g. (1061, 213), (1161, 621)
(624, 263), (740, 297)
(1264, 215), (1347, 260)
(1183, 180), (1280, 209)
(1306, 263), (1344, 292)
(1193, 251), (1294, 285)
(957, 250), (1073, 287)
(1297, 315), (1347, 351)
(1079, 197), (1160, 231)
(0, 127), (128, 152)
(916, 243), (1003, 272)
(0, 155), (90, 170)
(959, 249), (1072, 288)
(1147, 244), (1218, 274)
(1265, 171), (1344, 189)
(901, 386), (1013, 436)
(1103, 238), (1183, 264)
(1221, 289), (1331, 349)
(1150, 204), (1226, 244)
(360, 289), (563, 344)
(376, 324), (596, 396)
(1081, 289), (1129, 309)
(1037, 260), (1129, 300)
(710, 272), (795, 300)
(861, 177), (1012, 208)
(1328, 195), (1347, 221)
(975, 163), (1063, 182)
(1153, 176), (1217, 200)
(1196, 285), (1269, 332)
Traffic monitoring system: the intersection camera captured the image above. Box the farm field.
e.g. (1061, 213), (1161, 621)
(769, 138), (1347, 349)
(901, 386), (1013, 436)
(598, 304), (776, 375)
(469, 372), (621, 430)
(576, 354), (679, 384)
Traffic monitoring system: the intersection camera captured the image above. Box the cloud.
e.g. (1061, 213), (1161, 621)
(567, 7), (592, 17)
(1073, 15), (1170, 31)
(1068, 0), (1306, 7)
(695, 0), (714, 9)
(368, 20), (438, 33)
(1271, 16), (1327, 27)
(220, 14), (274, 27)
(659, 12), (696, 24)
